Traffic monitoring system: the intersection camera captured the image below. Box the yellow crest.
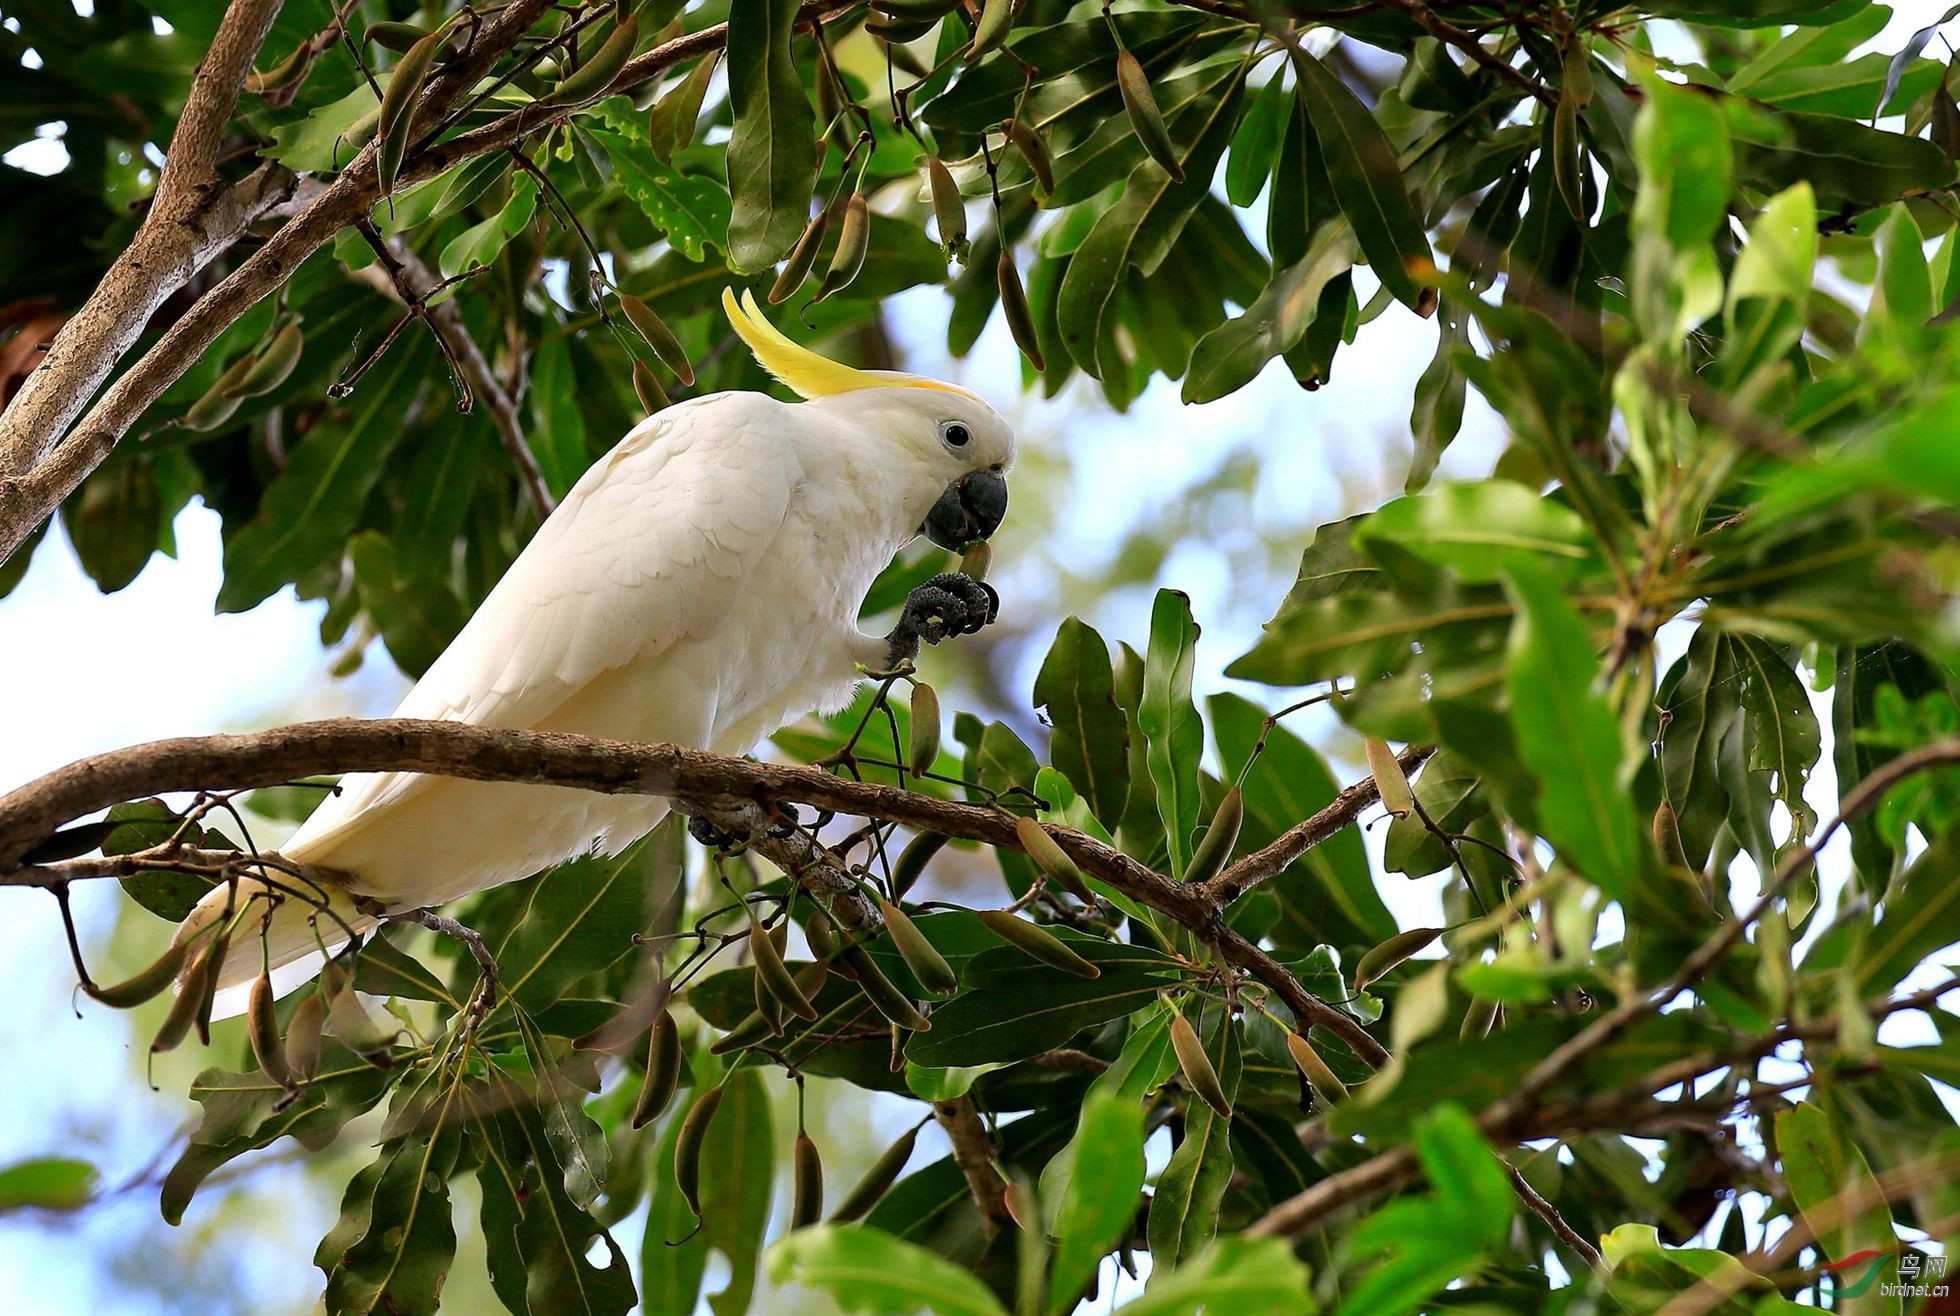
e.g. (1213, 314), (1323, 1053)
(721, 288), (977, 402)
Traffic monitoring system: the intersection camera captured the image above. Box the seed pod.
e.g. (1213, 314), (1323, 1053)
(878, 899), (957, 996)
(1351, 926), (1443, 991)
(1116, 50), (1184, 182)
(908, 683), (942, 777)
(618, 294), (693, 384)
(831, 1124), (919, 1221)
(709, 1006), (775, 1056)
(574, 976), (672, 1054)
(1168, 1005), (1231, 1118)
(246, 45), (311, 97)
(151, 930), (223, 1054)
(225, 322), (304, 398)
(632, 360), (670, 414)
(754, 956), (787, 1037)
(1284, 1032), (1348, 1104)
(1182, 787), (1242, 885)
(367, 20), (431, 53)
(959, 540), (992, 582)
(248, 972), (293, 1087)
(887, 832), (947, 901)
(324, 963), (397, 1065)
(184, 354), (258, 431)
(191, 926), (229, 1046)
(752, 919), (820, 1021)
(84, 937), (193, 1010)
(1003, 120), (1053, 193)
(1002, 1179), (1034, 1230)
(674, 1083), (725, 1218)
(996, 248), (1045, 370)
(771, 209), (831, 303)
(539, 15), (639, 108)
(286, 990), (325, 1081)
(792, 1130), (825, 1227)
(968, 0), (1014, 59)
(976, 909), (1099, 978)
(813, 194), (870, 304)
(1365, 738), (1414, 818)
(1460, 994), (1500, 1041)
(1013, 816), (1091, 901)
(633, 1010), (682, 1127)
(377, 28), (442, 145)
(844, 946), (933, 1032)
(927, 157), (967, 257)
(1653, 800), (1689, 870)
(804, 907), (840, 962)
(866, 14), (939, 43)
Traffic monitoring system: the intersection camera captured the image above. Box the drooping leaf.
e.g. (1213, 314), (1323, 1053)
(724, 0), (819, 272)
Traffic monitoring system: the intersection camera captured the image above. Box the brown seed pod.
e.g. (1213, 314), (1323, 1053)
(752, 918), (820, 1021)
(976, 909), (1099, 978)
(967, 0), (1014, 60)
(878, 899), (958, 996)
(926, 157), (967, 257)
(1653, 800), (1689, 869)
(245, 45), (311, 97)
(632, 360), (670, 414)
(771, 209), (831, 304)
(84, 937), (194, 1010)
(1116, 50), (1184, 182)
(674, 1083), (725, 1218)
(225, 322), (304, 399)
(183, 354), (258, 431)
(191, 926), (230, 1047)
(959, 540), (992, 582)
(804, 907), (840, 962)
(619, 294), (694, 385)
(1284, 1031), (1348, 1104)
(1003, 119), (1054, 193)
(1182, 787), (1242, 885)
(792, 1130), (825, 1227)
(632, 1010), (682, 1128)
(151, 931), (223, 1055)
(1168, 1005), (1231, 1118)
(1365, 738), (1414, 817)
(1013, 816), (1091, 901)
(1351, 926), (1443, 992)
(286, 990), (325, 1081)
(996, 249), (1045, 371)
(831, 1124), (919, 1221)
(248, 972), (293, 1087)
(844, 945), (933, 1032)
(907, 683), (942, 778)
(813, 194), (870, 304)
(890, 831), (948, 900)
(366, 20), (430, 53)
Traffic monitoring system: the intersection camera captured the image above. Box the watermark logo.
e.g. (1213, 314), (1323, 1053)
(1821, 1248), (1948, 1300)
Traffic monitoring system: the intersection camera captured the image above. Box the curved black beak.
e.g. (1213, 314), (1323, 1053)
(922, 468), (1008, 550)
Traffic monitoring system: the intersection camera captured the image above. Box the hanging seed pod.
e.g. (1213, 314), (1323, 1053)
(959, 540), (992, 582)
(831, 1124), (920, 1221)
(246, 45), (311, 97)
(1460, 994), (1500, 1041)
(792, 1131), (825, 1227)
(575, 977), (673, 1054)
(286, 990), (325, 1081)
(997, 249), (1045, 371)
(366, 20), (431, 53)
(866, 14), (940, 43)
(1351, 926), (1443, 992)
(1182, 787), (1242, 886)
(376, 29), (442, 193)
(618, 294), (693, 384)
(890, 831), (949, 900)
(1364, 738), (1414, 817)
(224, 322), (304, 399)
(878, 899), (958, 996)
(771, 209), (831, 303)
(248, 972), (294, 1087)
(1653, 801), (1689, 870)
(324, 960), (397, 1065)
(926, 157), (967, 258)
(184, 354), (259, 431)
(755, 960), (786, 1036)
(843, 946), (933, 1032)
(1002, 1179), (1034, 1230)
(1116, 50), (1184, 182)
(976, 909), (1099, 978)
(191, 925), (230, 1046)
(1284, 1031), (1348, 1104)
(151, 930), (223, 1054)
(632, 360), (670, 414)
(709, 1006), (775, 1056)
(752, 919), (820, 1021)
(84, 937), (194, 1009)
(1168, 1004), (1231, 1118)
(1013, 816), (1091, 901)
(908, 683), (942, 777)
(539, 16), (639, 108)
(674, 1083), (726, 1218)
(804, 907), (840, 962)
(632, 1010), (683, 1127)
(1003, 120), (1054, 193)
(968, 0), (1014, 59)
(812, 194), (870, 304)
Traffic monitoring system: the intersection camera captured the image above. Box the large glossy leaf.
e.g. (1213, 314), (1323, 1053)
(724, 0), (818, 271)
(765, 1225), (1007, 1316)
(1358, 481), (1595, 583)
(1140, 590), (1205, 876)
(1045, 1089), (1146, 1311)
(1033, 617), (1130, 828)
(590, 126), (730, 263)
(1145, 1008), (1240, 1269)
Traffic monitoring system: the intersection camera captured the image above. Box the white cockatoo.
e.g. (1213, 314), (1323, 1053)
(178, 289), (1013, 1002)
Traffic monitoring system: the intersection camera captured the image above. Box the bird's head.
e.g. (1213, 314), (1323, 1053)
(722, 289), (1013, 550)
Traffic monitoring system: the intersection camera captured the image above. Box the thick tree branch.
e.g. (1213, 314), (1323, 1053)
(932, 1097), (1010, 1235)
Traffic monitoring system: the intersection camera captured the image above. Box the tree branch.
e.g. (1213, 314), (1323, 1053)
(932, 1096), (1010, 1235)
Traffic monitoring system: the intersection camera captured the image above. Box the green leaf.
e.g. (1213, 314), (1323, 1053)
(476, 1102), (636, 1316)
(1139, 590), (1204, 876)
(1033, 617), (1130, 828)
(1632, 75), (1732, 249)
(1383, 749), (1489, 879)
(1411, 1103), (1512, 1245)
(1852, 826), (1960, 994)
(1225, 73), (1290, 208)
(906, 940), (1181, 1068)
(1289, 49), (1433, 308)
(1116, 1238), (1315, 1316)
(1145, 1007), (1239, 1269)
(1182, 227), (1355, 403)
(438, 172), (538, 279)
(765, 1225), (1008, 1316)
(1358, 481), (1594, 583)
(261, 85), (378, 172)
(640, 1080), (713, 1316)
(1656, 628), (1740, 871)
(699, 1065), (776, 1316)
(1775, 1101), (1897, 1283)
(590, 126), (730, 263)
(1046, 1089), (1147, 1311)
(0, 1157), (97, 1212)
(62, 458), (161, 593)
(724, 0), (818, 272)
(321, 1128), (461, 1316)
(1869, 204), (1932, 335)
(527, 336), (593, 500)
(1730, 106), (1956, 208)
(1733, 636), (1820, 844)
(348, 532), (466, 679)
(1502, 559), (1641, 900)
(103, 800), (226, 921)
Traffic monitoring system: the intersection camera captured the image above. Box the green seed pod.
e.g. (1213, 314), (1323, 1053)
(996, 248), (1045, 371)
(872, 0), (962, 19)
(152, 928), (224, 1054)
(1351, 925), (1443, 992)
(907, 683), (941, 778)
(754, 957), (786, 1037)
(674, 1083), (725, 1218)
(804, 907), (840, 962)
(619, 294), (693, 385)
(84, 937), (193, 1010)
(632, 1010), (682, 1128)
(1013, 816), (1091, 901)
(1168, 1005), (1231, 1118)
(184, 354), (258, 431)
(865, 14), (939, 43)
(709, 1006), (775, 1056)
(878, 899), (957, 996)
(770, 209), (831, 304)
(248, 971), (293, 1087)
(632, 360), (670, 414)
(225, 322), (304, 399)
(286, 990), (325, 1081)
(752, 919), (820, 1022)
(1116, 50), (1184, 182)
(324, 960), (397, 1065)
(1653, 800), (1689, 870)
(830, 1124), (919, 1222)
(1460, 994), (1500, 1041)
(890, 831), (949, 900)
(246, 45), (311, 97)
(1182, 787), (1243, 886)
(377, 29), (441, 144)
(1003, 120), (1053, 193)
(791, 1130), (825, 1227)
(366, 20), (431, 53)
(812, 194), (870, 304)
(844, 946), (933, 1032)
(976, 909), (1099, 978)
(967, 0), (1014, 60)
(1284, 1031), (1348, 1104)
(959, 541), (992, 582)
(926, 157), (967, 257)
(539, 16), (639, 108)
(192, 926), (229, 1047)
(1365, 739), (1414, 818)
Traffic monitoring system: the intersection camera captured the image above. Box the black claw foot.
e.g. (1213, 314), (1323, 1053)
(886, 573), (1001, 664)
(688, 814), (748, 849)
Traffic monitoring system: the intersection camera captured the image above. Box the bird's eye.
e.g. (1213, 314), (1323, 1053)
(941, 421), (971, 448)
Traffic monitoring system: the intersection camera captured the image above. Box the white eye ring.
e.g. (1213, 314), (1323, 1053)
(941, 421), (972, 448)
